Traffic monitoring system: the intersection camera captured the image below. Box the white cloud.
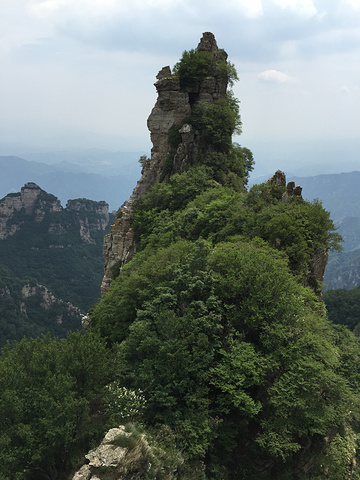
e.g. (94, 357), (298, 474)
(340, 85), (350, 93)
(274, 0), (318, 18)
(258, 69), (296, 83)
(1, 0), (359, 157)
(226, 0), (263, 18)
(31, 0), (182, 19)
(342, 0), (360, 12)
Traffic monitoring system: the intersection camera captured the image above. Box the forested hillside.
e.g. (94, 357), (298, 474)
(324, 286), (360, 334)
(1, 33), (359, 480)
(0, 184), (115, 347)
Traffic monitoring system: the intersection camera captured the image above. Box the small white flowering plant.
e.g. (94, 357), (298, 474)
(105, 381), (147, 422)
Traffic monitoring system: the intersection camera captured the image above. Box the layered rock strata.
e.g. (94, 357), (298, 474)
(101, 32), (229, 292)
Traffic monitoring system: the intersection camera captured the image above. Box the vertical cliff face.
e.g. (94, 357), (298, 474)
(101, 32), (229, 292)
(66, 199), (109, 244)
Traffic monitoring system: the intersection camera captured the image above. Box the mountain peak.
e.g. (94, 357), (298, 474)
(101, 32), (233, 292)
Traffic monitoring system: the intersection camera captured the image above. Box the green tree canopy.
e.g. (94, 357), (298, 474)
(324, 285), (360, 334)
(173, 48), (238, 91)
(0, 332), (116, 480)
(90, 238), (360, 478)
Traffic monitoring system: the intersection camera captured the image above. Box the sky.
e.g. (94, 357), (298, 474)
(1, 0), (359, 177)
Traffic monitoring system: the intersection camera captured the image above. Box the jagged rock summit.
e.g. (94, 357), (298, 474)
(101, 32), (230, 292)
(0, 182), (61, 238)
(0, 183), (109, 243)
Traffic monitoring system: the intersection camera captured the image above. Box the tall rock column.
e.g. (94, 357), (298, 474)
(101, 67), (191, 292)
(101, 32), (228, 292)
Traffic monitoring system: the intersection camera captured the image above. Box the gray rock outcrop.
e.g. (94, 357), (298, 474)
(72, 427), (131, 480)
(0, 182), (61, 239)
(0, 184), (110, 242)
(66, 199), (109, 244)
(71, 425), (181, 480)
(21, 283), (80, 321)
(268, 169), (303, 200)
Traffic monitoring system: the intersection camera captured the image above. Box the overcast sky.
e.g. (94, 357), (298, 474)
(1, 0), (359, 176)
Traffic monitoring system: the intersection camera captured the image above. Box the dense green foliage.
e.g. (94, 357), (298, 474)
(91, 157), (350, 478)
(0, 207), (108, 312)
(191, 93), (242, 153)
(91, 237), (360, 478)
(324, 286), (360, 334)
(131, 173), (340, 294)
(173, 48), (238, 90)
(0, 332), (118, 480)
(0, 264), (82, 349)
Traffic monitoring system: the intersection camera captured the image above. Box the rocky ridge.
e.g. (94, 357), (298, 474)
(0, 184), (114, 345)
(0, 182), (61, 239)
(71, 426), (148, 480)
(0, 183), (110, 243)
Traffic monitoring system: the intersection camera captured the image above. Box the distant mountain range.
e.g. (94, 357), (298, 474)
(0, 151), (143, 211)
(292, 172), (360, 222)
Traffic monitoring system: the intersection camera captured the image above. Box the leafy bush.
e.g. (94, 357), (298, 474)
(173, 48), (238, 91)
(131, 172), (339, 294)
(0, 332), (116, 479)
(191, 95), (241, 153)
